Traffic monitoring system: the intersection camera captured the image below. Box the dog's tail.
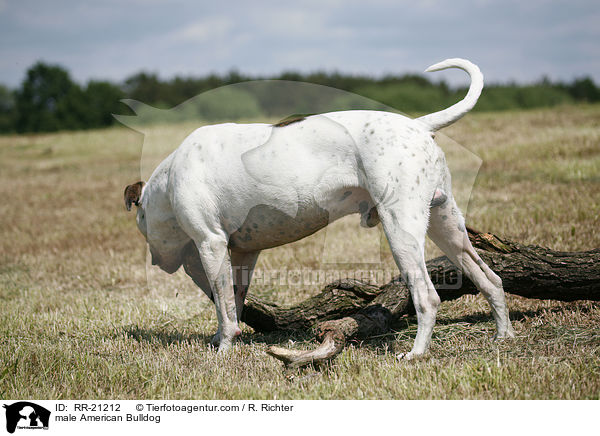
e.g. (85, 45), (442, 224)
(417, 58), (483, 131)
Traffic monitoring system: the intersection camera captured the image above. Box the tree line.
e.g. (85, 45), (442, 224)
(1, 61), (599, 133)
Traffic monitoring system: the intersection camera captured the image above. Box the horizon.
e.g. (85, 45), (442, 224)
(3, 59), (597, 92)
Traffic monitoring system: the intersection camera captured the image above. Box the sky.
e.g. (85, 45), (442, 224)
(1, 0), (599, 89)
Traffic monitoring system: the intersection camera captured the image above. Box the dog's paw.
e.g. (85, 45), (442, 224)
(493, 329), (516, 341)
(216, 342), (233, 354)
(397, 350), (429, 361)
(396, 352), (416, 361)
(213, 328), (242, 352)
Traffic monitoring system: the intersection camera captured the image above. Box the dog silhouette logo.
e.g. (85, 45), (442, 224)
(2, 402), (50, 433)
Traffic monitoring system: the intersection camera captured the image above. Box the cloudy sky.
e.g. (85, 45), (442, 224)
(1, 0), (598, 88)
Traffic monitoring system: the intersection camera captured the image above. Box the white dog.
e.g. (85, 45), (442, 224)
(125, 58), (514, 359)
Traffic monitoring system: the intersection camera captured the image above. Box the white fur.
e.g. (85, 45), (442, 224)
(131, 59), (514, 357)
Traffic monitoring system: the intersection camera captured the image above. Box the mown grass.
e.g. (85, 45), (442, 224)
(0, 104), (599, 399)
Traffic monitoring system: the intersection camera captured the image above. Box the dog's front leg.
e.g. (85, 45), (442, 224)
(231, 250), (260, 322)
(197, 236), (241, 352)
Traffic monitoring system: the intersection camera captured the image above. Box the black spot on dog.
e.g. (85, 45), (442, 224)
(340, 190), (352, 201)
(273, 114), (312, 127)
(430, 191), (448, 208)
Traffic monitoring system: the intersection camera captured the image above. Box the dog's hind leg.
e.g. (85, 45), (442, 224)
(376, 203), (441, 360)
(427, 195), (515, 339)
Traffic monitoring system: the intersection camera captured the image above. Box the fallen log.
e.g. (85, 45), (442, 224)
(182, 228), (600, 367)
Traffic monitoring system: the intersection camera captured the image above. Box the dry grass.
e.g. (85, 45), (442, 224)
(0, 104), (599, 399)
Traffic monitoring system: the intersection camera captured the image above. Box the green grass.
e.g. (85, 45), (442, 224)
(1, 105), (599, 399)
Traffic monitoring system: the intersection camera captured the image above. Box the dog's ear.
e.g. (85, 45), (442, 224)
(124, 181), (145, 211)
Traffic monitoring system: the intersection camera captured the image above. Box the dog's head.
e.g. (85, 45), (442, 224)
(123, 180), (189, 273)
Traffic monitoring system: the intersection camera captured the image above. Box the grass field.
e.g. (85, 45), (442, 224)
(1, 104), (599, 399)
